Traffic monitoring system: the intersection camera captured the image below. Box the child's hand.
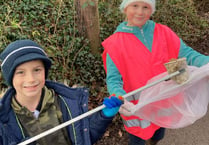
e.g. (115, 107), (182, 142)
(119, 100), (135, 116)
(102, 95), (123, 117)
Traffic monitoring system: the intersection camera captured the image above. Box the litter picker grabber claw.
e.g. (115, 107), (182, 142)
(17, 67), (186, 145)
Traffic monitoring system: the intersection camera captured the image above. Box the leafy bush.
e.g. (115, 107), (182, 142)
(0, 0), (208, 97)
(193, 0), (209, 13)
(99, 0), (124, 42)
(153, 0), (209, 46)
(0, 0), (106, 95)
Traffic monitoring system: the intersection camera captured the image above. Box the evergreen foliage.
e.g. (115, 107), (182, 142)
(0, 0), (208, 98)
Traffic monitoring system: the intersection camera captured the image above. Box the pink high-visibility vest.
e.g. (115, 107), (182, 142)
(102, 23), (180, 139)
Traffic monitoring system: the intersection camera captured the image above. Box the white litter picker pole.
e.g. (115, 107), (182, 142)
(17, 69), (184, 145)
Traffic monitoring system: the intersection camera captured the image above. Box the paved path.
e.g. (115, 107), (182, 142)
(158, 106), (209, 145)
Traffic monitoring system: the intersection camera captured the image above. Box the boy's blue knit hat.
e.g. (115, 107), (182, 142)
(120, 0), (156, 14)
(0, 39), (52, 86)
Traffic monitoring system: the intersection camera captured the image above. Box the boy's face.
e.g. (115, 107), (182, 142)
(125, 2), (152, 27)
(13, 60), (45, 101)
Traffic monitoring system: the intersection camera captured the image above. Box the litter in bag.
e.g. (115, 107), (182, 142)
(122, 63), (209, 129)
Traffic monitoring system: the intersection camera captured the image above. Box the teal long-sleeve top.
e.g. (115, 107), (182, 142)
(105, 20), (209, 97)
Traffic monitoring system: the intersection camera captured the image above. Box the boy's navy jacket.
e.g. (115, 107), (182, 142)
(0, 80), (113, 145)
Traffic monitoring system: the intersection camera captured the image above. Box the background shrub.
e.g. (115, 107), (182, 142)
(0, 0), (208, 99)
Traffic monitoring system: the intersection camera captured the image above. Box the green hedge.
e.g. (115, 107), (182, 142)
(0, 0), (208, 97)
(0, 0), (105, 94)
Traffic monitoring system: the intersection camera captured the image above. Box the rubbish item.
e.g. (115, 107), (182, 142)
(164, 58), (189, 84)
(130, 63), (209, 128)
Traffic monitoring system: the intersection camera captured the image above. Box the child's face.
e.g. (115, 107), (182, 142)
(13, 60), (45, 100)
(125, 2), (152, 27)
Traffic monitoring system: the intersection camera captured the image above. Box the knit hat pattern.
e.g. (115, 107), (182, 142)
(120, 0), (156, 14)
(0, 39), (52, 86)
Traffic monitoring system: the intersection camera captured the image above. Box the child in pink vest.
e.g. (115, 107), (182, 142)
(102, 0), (209, 145)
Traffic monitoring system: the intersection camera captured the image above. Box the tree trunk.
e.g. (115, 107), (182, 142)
(75, 0), (101, 55)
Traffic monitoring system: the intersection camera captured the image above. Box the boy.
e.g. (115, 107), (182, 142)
(0, 39), (122, 145)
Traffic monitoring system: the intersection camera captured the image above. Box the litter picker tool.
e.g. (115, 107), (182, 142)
(18, 58), (188, 145)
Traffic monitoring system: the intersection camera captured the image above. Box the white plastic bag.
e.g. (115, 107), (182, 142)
(123, 63), (209, 129)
